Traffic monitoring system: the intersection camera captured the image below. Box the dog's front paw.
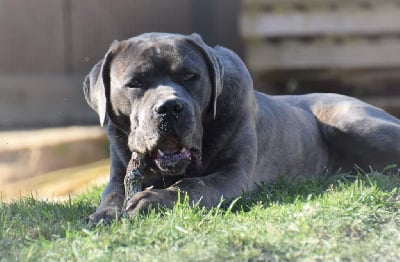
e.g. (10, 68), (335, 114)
(85, 192), (124, 225)
(86, 206), (122, 225)
(123, 188), (179, 219)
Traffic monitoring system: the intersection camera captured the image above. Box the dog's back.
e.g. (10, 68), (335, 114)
(275, 93), (400, 172)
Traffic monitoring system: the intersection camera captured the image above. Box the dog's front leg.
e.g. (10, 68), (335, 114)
(124, 167), (251, 219)
(86, 145), (126, 225)
(173, 168), (251, 207)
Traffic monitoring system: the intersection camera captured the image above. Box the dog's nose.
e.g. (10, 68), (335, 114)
(154, 99), (184, 116)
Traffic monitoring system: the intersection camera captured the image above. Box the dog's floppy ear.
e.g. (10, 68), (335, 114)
(83, 41), (120, 126)
(187, 33), (224, 119)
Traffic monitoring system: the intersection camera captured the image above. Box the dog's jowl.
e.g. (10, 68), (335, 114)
(83, 33), (400, 224)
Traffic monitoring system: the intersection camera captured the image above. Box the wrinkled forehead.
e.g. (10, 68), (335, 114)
(112, 37), (205, 74)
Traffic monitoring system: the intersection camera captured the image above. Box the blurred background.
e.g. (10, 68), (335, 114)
(1, 0), (400, 200)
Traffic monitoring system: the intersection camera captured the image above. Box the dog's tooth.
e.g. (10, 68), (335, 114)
(180, 148), (191, 158)
(158, 149), (165, 156)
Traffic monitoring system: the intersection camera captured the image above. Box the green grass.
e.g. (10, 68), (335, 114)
(2, 169), (400, 261)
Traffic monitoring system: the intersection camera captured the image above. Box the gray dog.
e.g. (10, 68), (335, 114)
(84, 33), (400, 224)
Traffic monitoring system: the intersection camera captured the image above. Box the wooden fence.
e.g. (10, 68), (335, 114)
(0, 0), (242, 129)
(241, 0), (400, 116)
(2, 0), (399, 129)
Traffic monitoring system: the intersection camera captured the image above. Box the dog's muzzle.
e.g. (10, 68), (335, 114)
(130, 98), (201, 176)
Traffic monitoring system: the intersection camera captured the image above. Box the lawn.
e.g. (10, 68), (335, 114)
(1, 168), (400, 261)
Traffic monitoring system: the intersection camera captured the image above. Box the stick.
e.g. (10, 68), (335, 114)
(124, 152), (146, 202)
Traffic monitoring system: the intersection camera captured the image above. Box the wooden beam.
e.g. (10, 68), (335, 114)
(363, 97), (400, 110)
(246, 39), (400, 71)
(243, 0), (397, 5)
(241, 8), (400, 37)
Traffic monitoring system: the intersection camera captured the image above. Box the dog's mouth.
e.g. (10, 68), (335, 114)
(148, 136), (200, 176)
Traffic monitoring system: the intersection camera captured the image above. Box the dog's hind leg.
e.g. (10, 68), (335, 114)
(315, 98), (400, 172)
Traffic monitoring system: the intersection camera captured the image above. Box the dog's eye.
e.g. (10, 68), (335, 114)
(126, 78), (142, 88)
(183, 73), (198, 82)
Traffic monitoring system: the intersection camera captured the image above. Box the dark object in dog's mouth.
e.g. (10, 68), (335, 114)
(124, 152), (146, 205)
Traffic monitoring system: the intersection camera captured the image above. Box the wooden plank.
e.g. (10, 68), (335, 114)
(205, 0), (243, 55)
(363, 97), (400, 109)
(243, 0), (397, 5)
(1, 159), (109, 201)
(0, 74), (96, 129)
(0, 0), (65, 73)
(70, 0), (193, 73)
(246, 39), (400, 71)
(363, 97), (400, 117)
(241, 8), (400, 37)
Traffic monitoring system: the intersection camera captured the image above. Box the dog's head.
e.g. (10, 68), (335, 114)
(83, 33), (224, 176)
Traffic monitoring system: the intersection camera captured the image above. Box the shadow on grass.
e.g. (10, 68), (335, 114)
(1, 197), (94, 235)
(0, 185), (105, 245)
(0, 198), (95, 257)
(223, 165), (400, 213)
